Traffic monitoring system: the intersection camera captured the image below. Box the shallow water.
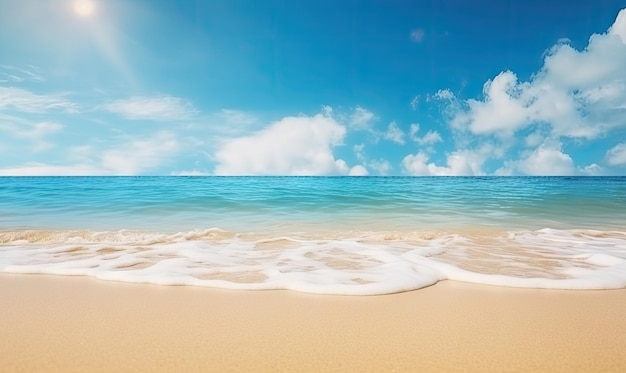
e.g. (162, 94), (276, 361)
(1, 176), (625, 294)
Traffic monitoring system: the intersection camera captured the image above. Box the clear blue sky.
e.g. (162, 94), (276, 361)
(1, 0), (625, 175)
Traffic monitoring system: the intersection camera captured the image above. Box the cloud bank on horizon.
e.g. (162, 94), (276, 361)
(0, 0), (625, 176)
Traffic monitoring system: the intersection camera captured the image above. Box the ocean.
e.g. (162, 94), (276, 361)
(1, 176), (625, 295)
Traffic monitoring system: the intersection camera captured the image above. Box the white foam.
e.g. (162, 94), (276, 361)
(0, 227), (625, 295)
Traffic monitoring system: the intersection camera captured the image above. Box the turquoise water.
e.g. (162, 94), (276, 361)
(1, 176), (625, 294)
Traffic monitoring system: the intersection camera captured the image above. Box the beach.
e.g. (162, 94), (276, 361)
(2, 274), (625, 372)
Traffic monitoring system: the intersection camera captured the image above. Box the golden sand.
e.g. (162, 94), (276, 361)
(1, 274), (625, 372)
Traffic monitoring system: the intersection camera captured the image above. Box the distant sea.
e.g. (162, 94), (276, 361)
(1, 176), (625, 295)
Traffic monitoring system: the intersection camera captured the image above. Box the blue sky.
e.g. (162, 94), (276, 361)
(1, 0), (626, 176)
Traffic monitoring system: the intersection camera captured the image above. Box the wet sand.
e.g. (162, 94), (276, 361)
(1, 274), (625, 372)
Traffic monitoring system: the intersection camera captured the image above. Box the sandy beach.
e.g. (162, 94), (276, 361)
(1, 274), (625, 373)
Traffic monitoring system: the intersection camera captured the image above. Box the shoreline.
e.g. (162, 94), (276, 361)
(1, 274), (625, 372)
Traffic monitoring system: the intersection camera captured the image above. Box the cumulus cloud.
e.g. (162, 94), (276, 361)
(352, 143), (391, 175)
(438, 8), (626, 140)
(416, 130), (443, 146)
(409, 123), (442, 146)
(425, 8), (626, 174)
(579, 163), (605, 176)
(516, 141), (575, 176)
(105, 96), (197, 121)
(384, 121), (405, 144)
(368, 159), (392, 175)
(402, 146), (492, 176)
(214, 110), (357, 176)
(348, 165), (369, 176)
(0, 87), (77, 113)
(606, 143), (626, 166)
(495, 141), (576, 176)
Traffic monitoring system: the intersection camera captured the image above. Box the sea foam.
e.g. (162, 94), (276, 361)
(1, 227), (625, 295)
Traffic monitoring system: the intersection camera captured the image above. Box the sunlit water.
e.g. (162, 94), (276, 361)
(1, 176), (625, 295)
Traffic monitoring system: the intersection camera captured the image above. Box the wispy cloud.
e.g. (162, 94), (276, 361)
(100, 131), (179, 174)
(410, 28), (425, 43)
(0, 64), (45, 83)
(0, 113), (64, 152)
(0, 120), (62, 139)
(349, 106), (376, 130)
(219, 109), (257, 125)
(0, 163), (102, 176)
(0, 87), (77, 113)
(0, 131), (180, 176)
(105, 96), (197, 121)
(384, 121), (405, 144)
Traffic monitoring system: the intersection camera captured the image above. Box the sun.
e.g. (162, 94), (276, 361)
(73, 0), (96, 18)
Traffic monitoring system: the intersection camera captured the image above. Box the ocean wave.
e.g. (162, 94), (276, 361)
(1, 227), (625, 295)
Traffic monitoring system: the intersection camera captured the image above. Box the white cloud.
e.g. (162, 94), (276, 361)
(439, 8), (626, 140)
(170, 169), (211, 176)
(0, 120), (62, 139)
(351, 143), (392, 175)
(524, 130), (545, 147)
(410, 96), (419, 110)
(610, 8), (626, 42)
(214, 110), (354, 176)
(0, 87), (77, 113)
(434, 89), (454, 100)
(348, 165), (369, 176)
(101, 131), (179, 175)
(606, 143), (626, 166)
(579, 163), (605, 176)
(410, 29), (425, 43)
(384, 121), (405, 144)
(494, 161), (515, 176)
(0, 115), (63, 152)
(517, 141), (575, 176)
(368, 159), (392, 175)
(349, 106), (375, 130)
(105, 96), (197, 121)
(402, 147), (490, 176)
(354, 143), (366, 161)
(0, 132), (180, 176)
(416, 130), (443, 146)
(0, 65), (44, 82)
(219, 109), (257, 125)
(450, 71), (530, 135)
(408, 123), (442, 146)
(0, 163), (102, 176)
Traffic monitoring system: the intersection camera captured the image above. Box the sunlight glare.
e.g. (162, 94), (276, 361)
(73, 0), (96, 18)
